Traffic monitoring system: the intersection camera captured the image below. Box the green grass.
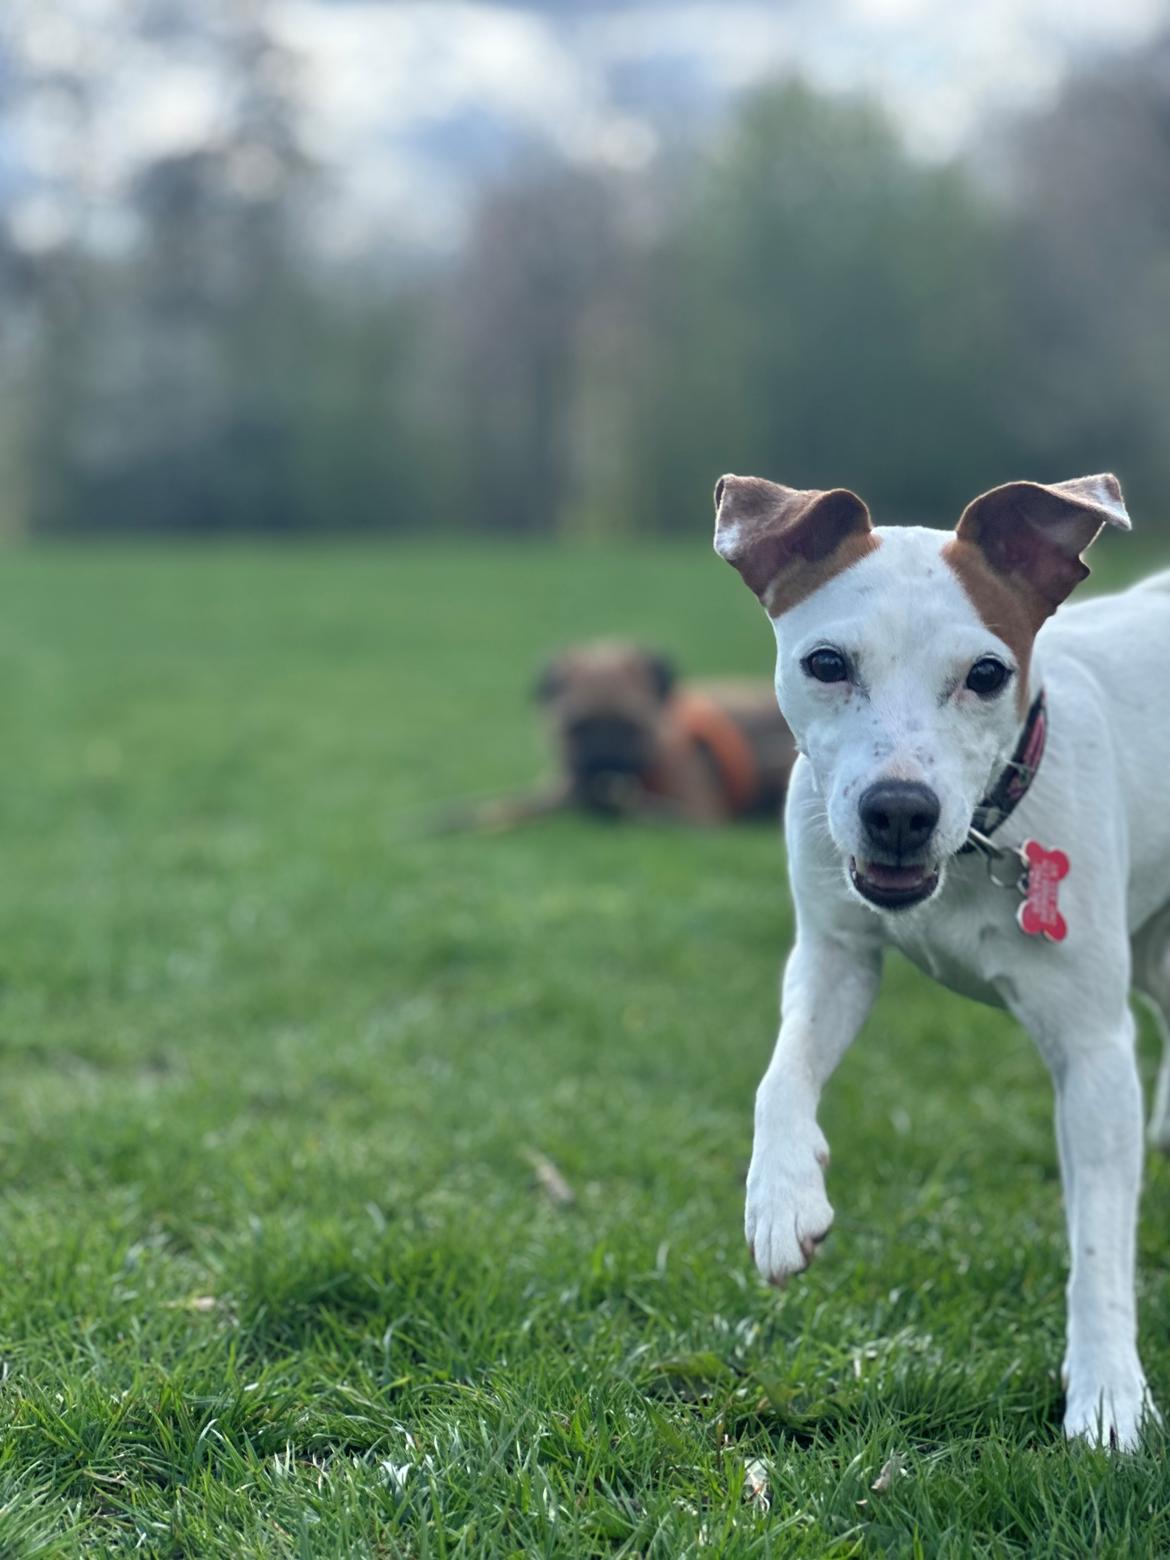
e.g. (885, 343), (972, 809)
(0, 535), (1168, 1557)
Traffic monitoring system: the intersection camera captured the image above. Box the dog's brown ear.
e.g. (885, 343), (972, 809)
(713, 475), (875, 614)
(644, 651), (676, 702)
(533, 659), (564, 703)
(953, 474), (1131, 614)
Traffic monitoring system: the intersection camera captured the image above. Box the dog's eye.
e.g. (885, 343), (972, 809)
(802, 647), (849, 684)
(965, 656), (1012, 697)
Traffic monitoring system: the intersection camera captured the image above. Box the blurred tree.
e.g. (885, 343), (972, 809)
(626, 82), (1027, 530)
(9, 0), (437, 536)
(25, 2), (314, 532)
(450, 168), (622, 535)
(992, 33), (1170, 519)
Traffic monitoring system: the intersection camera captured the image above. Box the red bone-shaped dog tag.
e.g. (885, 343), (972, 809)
(1016, 840), (1069, 942)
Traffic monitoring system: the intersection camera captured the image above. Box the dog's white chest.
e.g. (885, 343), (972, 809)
(882, 879), (1011, 1009)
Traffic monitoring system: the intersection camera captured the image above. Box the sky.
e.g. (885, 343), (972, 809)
(2, 0), (1167, 255)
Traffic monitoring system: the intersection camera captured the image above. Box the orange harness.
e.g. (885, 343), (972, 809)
(668, 691), (760, 814)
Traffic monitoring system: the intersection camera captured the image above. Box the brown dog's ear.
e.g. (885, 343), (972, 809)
(644, 651), (676, 703)
(954, 474), (1131, 615)
(533, 659), (564, 703)
(713, 475), (875, 614)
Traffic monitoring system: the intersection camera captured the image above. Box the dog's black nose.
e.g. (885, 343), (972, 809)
(858, 780), (940, 857)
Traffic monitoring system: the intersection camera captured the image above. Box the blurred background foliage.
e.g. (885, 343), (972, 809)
(1, 5), (1168, 540)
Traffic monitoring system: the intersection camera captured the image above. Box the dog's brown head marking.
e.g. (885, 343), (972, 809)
(713, 475), (879, 615)
(943, 474), (1131, 710)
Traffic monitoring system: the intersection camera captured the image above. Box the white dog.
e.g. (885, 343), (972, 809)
(713, 471), (1170, 1449)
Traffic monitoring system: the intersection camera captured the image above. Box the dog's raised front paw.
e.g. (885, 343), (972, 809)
(1064, 1372), (1159, 1452)
(744, 1128), (833, 1286)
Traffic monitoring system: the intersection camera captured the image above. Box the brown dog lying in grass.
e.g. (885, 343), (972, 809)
(438, 641), (796, 830)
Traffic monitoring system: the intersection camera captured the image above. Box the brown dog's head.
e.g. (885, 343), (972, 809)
(534, 641), (676, 813)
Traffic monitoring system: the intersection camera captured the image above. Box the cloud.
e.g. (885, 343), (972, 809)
(2, 0), (1165, 255)
(270, 0), (657, 251)
(271, 0), (1167, 253)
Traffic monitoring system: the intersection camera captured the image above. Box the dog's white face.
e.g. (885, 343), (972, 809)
(771, 528), (1023, 911)
(714, 471), (1130, 916)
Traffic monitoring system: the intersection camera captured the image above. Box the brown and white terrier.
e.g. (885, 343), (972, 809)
(714, 469), (1169, 1449)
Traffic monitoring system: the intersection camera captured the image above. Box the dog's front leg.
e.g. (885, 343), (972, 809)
(1025, 1000), (1154, 1449)
(746, 931), (881, 1284)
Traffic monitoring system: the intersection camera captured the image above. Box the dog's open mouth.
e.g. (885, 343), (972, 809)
(849, 857), (940, 910)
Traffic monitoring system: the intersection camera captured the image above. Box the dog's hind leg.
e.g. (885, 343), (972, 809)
(1133, 905), (1170, 1152)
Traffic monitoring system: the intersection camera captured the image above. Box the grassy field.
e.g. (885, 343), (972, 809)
(1, 537), (1168, 1557)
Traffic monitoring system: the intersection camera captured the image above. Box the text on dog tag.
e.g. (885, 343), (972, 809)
(1016, 840), (1069, 942)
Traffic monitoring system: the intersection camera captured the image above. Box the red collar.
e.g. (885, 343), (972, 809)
(962, 689), (1047, 851)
